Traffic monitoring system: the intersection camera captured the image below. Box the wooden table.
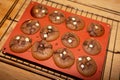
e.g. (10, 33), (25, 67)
(0, 0), (120, 80)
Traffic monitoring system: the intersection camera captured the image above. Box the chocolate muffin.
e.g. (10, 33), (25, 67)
(53, 48), (75, 68)
(31, 40), (53, 60)
(76, 56), (97, 77)
(61, 32), (80, 48)
(82, 38), (101, 55)
(40, 25), (60, 41)
(21, 19), (40, 35)
(48, 10), (65, 24)
(31, 4), (48, 18)
(87, 23), (105, 37)
(9, 35), (32, 53)
(66, 16), (85, 30)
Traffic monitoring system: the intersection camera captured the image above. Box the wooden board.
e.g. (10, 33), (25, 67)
(0, 0), (15, 22)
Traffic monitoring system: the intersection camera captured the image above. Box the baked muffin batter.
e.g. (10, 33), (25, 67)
(53, 48), (75, 68)
(40, 25), (60, 41)
(76, 56), (97, 77)
(66, 16), (85, 30)
(87, 23), (105, 37)
(21, 19), (40, 35)
(82, 38), (101, 55)
(31, 4), (48, 18)
(31, 40), (53, 60)
(61, 32), (80, 48)
(49, 10), (65, 24)
(9, 35), (32, 53)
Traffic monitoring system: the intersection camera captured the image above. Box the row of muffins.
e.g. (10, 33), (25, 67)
(9, 35), (97, 77)
(9, 4), (104, 77)
(30, 4), (105, 37)
(9, 31), (101, 55)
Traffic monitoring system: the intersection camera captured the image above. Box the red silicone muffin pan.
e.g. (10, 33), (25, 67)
(2, 1), (111, 80)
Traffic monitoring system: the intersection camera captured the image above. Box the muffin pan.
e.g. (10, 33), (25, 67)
(2, 1), (111, 80)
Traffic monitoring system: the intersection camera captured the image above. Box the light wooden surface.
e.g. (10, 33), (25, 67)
(0, 0), (120, 80)
(0, 62), (50, 80)
(0, 0), (14, 22)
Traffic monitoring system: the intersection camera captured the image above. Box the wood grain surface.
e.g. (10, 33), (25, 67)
(0, 0), (120, 80)
(0, 0), (14, 22)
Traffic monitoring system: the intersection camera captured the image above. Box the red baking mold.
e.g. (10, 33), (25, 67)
(2, 1), (111, 80)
